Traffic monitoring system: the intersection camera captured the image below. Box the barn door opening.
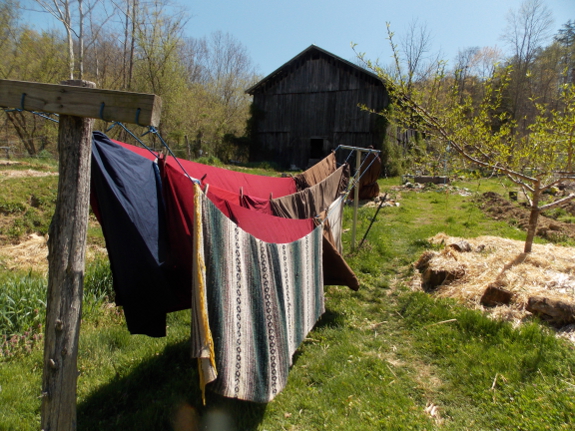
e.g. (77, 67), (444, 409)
(310, 138), (324, 159)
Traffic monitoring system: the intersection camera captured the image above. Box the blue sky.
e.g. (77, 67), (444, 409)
(185, 0), (573, 75)
(22, 0), (573, 76)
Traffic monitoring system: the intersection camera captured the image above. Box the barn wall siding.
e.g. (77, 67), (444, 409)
(249, 47), (389, 168)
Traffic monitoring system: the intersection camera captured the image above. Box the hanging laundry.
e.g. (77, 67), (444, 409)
(91, 133), (358, 344)
(293, 151), (337, 190)
(315, 201), (359, 291)
(90, 131), (176, 337)
(193, 185), (324, 403)
(239, 191), (274, 215)
(206, 190), (316, 244)
(204, 180), (358, 291)
(326, 196), (345, 253)
(112, 139), (297, 199)
(270, 164), (349, 219)
(351, 150), (382, 200)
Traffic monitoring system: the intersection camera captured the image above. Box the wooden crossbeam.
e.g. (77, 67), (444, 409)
(0, 79), (162, 127)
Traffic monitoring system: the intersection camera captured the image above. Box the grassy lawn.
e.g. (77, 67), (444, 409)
(2, 175), (575, 430)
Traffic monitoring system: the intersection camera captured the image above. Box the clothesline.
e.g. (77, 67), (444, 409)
(106, 121), (379, 193)
(104, 121), (379, 223)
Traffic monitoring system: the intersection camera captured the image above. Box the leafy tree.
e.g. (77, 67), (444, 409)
(554, 20), (575, 85)
(8, 0), (257, 160)
(357, 23), (575, 253)
(0, 10), (65, 155)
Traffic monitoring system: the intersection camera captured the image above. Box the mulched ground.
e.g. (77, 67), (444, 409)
(479, 191), (575, 242)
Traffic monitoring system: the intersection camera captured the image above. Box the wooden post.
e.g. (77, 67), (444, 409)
(40, 80), (95, 431)
(0, 78), (160, 431)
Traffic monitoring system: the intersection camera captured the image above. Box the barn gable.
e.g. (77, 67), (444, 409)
(247, 45), (389, 169)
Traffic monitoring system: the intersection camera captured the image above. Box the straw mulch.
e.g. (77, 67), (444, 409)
(0, 169), (57, 178)
(0, 233), (107, 273)
(412, 233), (575, 342)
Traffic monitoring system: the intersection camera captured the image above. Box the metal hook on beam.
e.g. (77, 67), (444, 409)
(99, 102), (106, 121)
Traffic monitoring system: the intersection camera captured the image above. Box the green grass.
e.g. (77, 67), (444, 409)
(2, 176), (575, 430)
(0, 158), (58, 172)
(0, 175), (58, 240)
(1, 257), (113, 350)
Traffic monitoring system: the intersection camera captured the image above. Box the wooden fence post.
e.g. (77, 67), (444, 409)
(40, 80), (95, 431)
(0, 77), (161, 430)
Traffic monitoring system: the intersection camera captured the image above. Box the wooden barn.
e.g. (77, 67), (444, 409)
(246, 45), (389, 168)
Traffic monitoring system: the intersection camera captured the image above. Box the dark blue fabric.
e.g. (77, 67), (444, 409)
(91, 131), (176, 337)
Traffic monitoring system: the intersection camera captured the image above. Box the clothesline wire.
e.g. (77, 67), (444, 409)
(334, 146), (381, 197)
(113, 120), (377, 222)
(3, 107), (378, 200)
(5, 109), (377, 226)
(146, 126), (200, 184)
(3, 107), (59, 123)
(106, 121), (158, 160)
(107, 122), (200, 184)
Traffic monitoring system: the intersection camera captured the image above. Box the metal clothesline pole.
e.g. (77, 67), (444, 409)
(352, 149), (361, 249)
(335, 145), (381, 250)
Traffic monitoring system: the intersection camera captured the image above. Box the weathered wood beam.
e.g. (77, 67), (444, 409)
(0, 79), (162, 127)
(40, 80), (95, 431)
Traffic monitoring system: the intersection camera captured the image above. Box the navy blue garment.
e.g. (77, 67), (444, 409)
(91, 131), (178, 337)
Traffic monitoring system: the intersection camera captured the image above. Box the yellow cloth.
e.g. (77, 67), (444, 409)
(191, 183), (217, 404)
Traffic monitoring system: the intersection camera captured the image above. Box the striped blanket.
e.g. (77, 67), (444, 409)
(192, 185), (325, 403)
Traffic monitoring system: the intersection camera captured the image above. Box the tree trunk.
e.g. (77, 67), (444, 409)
(524, 185), (541, 253)
(64, 2), (75, 80)
(78, 0), (84, 80)
(40, 80), (95, 431)
(128, 0), (138, 90)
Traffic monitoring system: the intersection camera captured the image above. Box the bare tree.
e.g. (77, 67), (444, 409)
(179, 36), (209, 85)
(399, 18), (435, 88)
(203, 31), (257, 114)
(454, 46), (480, 101)
(106, 0), (138, 89)
(501, 0), (554, 123)
(473, 46), (504, 79)
(25, 0), (114, 79)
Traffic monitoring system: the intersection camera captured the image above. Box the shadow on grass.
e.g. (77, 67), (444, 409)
(77, 339), (267, 431)
(315, 308), (345, 330)
(291, 308), (344, 367)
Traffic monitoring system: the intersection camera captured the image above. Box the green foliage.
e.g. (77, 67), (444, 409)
(380, 127), (405, 176)
(2, 3), (258, 161)
(82, 257), (115, 317)
(194, 155), (223, 167)
(356, 23), (575, 253)
(242, 160), (284, 172)
(0, 271), (45, 340)
(0, 175), (57, 240)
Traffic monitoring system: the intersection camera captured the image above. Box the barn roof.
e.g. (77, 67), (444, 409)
(246, 45), (383, 95)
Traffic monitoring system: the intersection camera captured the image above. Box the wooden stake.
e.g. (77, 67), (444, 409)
(40, 80), (95, 431)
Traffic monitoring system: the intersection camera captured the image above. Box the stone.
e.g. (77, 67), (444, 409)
(480, 285), (513, 307)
